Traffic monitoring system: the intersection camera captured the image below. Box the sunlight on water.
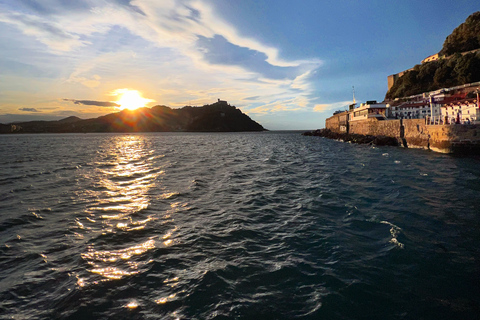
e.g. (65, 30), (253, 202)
(126, 301), (139, 309)
(81, 238), (156, 280)
(155, 293), (177, 304)
(76, 135), (170, 284)
(82, 239), (156, 263)
(86, 136), (164, 218)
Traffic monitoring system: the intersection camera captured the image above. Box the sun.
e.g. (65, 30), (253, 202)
(112, 89), (154, 110)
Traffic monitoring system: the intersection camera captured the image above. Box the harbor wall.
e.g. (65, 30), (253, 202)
(325, 112), (349, 133)
(426, 123), (480, 153)
(326, 116), (480, 153)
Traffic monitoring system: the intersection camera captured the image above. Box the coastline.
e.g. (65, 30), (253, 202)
(304, 122), (480, 155)
(302, 129), (399, 147)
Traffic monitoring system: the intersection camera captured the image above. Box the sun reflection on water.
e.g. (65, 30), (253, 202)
(75, 135), (177, 285)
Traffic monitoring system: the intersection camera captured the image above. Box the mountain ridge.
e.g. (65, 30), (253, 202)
(0, 101), (266, 133)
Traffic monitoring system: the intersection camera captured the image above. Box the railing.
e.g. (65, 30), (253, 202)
(426, 116), (447, 125)
(426, 116), (477, 125)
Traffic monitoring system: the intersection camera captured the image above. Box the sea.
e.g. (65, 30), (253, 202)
(0, 131), (479, 320)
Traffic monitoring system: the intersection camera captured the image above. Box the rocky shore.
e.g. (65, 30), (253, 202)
(303, 129), (400, 147)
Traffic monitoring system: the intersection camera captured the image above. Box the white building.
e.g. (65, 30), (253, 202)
(441, 98), (479, 124)
(350, 101), (387, 122)
(387, 93), (446, 121)
(388, 100), (432, 119)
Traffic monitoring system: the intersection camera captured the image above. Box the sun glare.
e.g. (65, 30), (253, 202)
(112, 89), (154, 110)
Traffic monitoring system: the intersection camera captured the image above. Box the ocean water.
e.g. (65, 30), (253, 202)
(0, 132), (479, 320)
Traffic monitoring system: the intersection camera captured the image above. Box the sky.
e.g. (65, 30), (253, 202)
(0, 0), (478, 129)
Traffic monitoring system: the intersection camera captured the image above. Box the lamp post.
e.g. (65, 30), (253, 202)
(477, 88), (479, 110)
(429, 95), (434, 125)
(476, 88), (479, 124)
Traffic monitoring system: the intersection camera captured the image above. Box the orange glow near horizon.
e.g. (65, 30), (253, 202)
(111, 89), (154, 110)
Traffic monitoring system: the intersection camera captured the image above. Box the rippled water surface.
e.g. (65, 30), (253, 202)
(1, 132), (480, 319)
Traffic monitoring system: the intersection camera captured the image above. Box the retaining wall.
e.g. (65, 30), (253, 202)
(345, 118), (480, 153)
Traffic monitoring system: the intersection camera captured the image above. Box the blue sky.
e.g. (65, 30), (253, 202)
(0, 0), (478, 129)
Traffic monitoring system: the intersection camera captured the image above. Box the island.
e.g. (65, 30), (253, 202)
(0, 100), (266, 134)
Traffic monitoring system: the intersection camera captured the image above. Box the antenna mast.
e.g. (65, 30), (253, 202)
(352, 86), (356, 104)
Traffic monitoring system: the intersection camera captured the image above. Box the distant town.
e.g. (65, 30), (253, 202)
(329, 77), (479, 133)
(322, 48), (480, 154)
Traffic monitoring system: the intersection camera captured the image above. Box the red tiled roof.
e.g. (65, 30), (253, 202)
(441, 98), (477, 108)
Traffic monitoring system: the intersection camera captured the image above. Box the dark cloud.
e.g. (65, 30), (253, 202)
(244, 96), (261, 101)
(196, 35), (301, 80)
(64, 99), (120, 107)
(19, 108), (40, 112)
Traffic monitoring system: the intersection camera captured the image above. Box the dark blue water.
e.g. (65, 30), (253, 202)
(1, 132), (479, 319)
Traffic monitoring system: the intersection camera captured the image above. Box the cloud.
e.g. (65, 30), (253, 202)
(313, 104), (329, 112)
(19, 107), (40, 112)
(13, 0), (91, 15)
(66, 51), (136, 88)
(196, 35), (308, 81)
(1, 1), (322, 76)
(64, 99), (120, 107)
(0, 0), (326, 117)
(246, 98), (305, 115)
(313, 101), (352, 113)
(0, 10), (90, 52)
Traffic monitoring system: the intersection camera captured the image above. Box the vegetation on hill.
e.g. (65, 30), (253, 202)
(0, 101), (266, 133)
(386, 51), (480, 99)
(386, 11), (480, 100)
(439, 11), (480, 56)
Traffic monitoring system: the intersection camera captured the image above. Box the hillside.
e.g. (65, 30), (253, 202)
(439, 11), (480, 56)
(1, 101), (266, 133)
(386, 11), (480, 100)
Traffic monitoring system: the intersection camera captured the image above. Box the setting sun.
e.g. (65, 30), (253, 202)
(112, 89), (154, 110)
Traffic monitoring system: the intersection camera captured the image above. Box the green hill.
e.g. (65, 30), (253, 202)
(439, 11), (480, 56)
(386, 11), (480, 100)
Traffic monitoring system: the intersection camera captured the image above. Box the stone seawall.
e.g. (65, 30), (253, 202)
(336, 118), (480, 153)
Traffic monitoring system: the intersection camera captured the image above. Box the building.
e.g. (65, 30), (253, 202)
(385, 81), (480, 124)
(421, 53), (439, 64)
(388, 100), (431, 119)
(441, 98), (479, 124)
(387, 91), (445, 120)
(349, 101), (387, 122)
(325, 111), (349, 132)
(387, 69), (413, 91)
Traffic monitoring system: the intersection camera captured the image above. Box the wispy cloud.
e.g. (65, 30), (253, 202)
(0, 0), (325, 120)
(313, 101), (352, 113)
(0, 10), (90, 52)
(243, 96), (261, 101)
